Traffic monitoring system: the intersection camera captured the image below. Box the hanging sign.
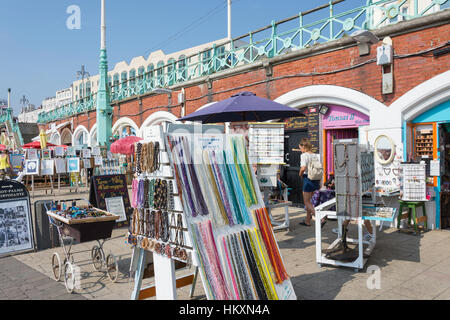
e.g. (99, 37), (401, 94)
(0, 180), (34, 255)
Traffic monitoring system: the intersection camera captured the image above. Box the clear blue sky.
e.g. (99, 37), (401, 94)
(0, 0), (369, 115)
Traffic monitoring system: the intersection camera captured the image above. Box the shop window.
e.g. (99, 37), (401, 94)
(410, 122), (438, 187)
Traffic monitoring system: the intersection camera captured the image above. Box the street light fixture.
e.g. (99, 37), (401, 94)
(351, 30), (379, 56)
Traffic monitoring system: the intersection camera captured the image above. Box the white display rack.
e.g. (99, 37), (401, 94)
(400, 163), (427, 201)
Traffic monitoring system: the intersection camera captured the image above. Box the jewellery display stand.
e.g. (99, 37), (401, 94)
(315, 139), (388, 271)
(249, 123), (291, 231)
(165, 132), (296, 300)
(130, 127), (198, 300)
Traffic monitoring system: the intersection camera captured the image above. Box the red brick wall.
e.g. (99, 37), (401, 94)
(52, 22), (449, 134)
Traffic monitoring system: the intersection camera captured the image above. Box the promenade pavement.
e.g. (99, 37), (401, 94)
(1, 187), (450, 300)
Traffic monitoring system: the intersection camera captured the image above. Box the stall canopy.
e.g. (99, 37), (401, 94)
(177, 91), (305, 123)
(22, 141), (57, 149)
(110, 136), (143, 155)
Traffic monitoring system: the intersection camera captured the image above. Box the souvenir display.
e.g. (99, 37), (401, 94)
(400, 162), (427, 201)
(67, 157), (80, 173)
(55, 158), (66, 174)
(42, 149), (51, 160)
(54, 146), (65, 157)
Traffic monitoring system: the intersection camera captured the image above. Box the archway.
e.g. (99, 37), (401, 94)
(72, 125), (89, 148)
(60, 128), (72, 146)
(112, 117), (139, 140)
(139, 111), (178, 138)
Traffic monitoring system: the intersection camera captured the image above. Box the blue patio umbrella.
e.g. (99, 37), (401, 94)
(177, 91), (305, 123)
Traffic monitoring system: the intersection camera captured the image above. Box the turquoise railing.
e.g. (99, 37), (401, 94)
(37, 0), (448, 124)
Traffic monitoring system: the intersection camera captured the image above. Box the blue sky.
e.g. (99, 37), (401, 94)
(0, 0), (369, 115)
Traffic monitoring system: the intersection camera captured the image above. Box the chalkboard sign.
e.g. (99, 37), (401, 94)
(307, 107), (320, 153)
(0, 180), (34, 255)
(89, 175), (131, 226)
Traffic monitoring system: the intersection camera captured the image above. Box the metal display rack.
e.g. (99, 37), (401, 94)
(315, 139), (389, 271)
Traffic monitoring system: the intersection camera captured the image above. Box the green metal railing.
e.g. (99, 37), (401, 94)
(37, 0), (448, 124)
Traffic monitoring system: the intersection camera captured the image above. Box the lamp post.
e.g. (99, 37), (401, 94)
(96, 0), (113, 148)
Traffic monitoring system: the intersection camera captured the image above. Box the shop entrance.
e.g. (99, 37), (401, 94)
(439, 123), (450, 229)
(283, 129), (308, 206)
(324, 128), (358, 179)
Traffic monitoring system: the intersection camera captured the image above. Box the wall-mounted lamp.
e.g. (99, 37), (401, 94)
(351, 30), (379, 56)
(319, 105), (329, 115)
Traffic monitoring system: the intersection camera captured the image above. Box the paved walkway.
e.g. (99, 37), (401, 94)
(1, 187), (450, 300)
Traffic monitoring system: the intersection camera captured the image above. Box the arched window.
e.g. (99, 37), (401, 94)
(156, 61), (165, 87)
(178, 55), (187, 81)
(108, 75), (112, 89)
(167, 58), (175, 85)
(121, 71), (128, 89)
(79, 83), (84, 100)
(147, 64), (155, 89)
(85, 81), (92, 100)
(129, 69), (136, 87)
(201, 49), (212, 75)
(138, 66), (145, 81)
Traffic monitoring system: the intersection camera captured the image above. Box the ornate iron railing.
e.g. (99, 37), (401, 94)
(37, 0), (448, 124)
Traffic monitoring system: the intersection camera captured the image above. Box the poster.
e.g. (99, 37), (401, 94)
(27, 149), (38, 160)
(24, 159), (39, 175)
(66, 146), (76, 156)
(83, 159), (91, 169)
(105, 196), (127, 223)
(82, 149), (91, 159)
(0, 180), (34, 255)
(55, 158), (66, 174)
(94, 156), (103, 166)
(67, 158), (80, 173)
(54, 147), (65, 157)
(41, 159), (54, 176)
(10, 154), (23, 171)
(92, 147), (101, 156)
(42, 149), (51, 160)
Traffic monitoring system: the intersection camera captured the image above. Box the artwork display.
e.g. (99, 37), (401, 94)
(41, 159), (54, 176)
(25, 159), (39, 175)
(82, 149), (91, 159)
(42, 149), (51, 160)
(55, 158), (66, 174)
(67, 158), (80, 173)
(94, 156), (102, 166)
(27, 149), (38, 160)
(92, 147), (101, 156)
(54, 147), (65, 157)
(66, 147), (76, 156)
(83, 159), (91, 169)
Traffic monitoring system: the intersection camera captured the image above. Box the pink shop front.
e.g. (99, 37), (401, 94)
(321, 104), (370, 180)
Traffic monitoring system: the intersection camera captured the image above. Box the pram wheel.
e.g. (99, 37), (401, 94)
(51, 252), (62, 281)
(91, 245), (104, 271)
(106, 253), (119, 283)
(64, 262), (76, 294)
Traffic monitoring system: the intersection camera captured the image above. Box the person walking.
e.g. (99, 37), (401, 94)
(298, 138), (326, 227)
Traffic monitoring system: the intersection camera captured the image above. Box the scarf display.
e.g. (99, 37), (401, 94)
(165, 133), (290, 300)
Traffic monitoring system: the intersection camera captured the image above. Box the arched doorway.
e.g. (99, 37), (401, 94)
(112, 117), (139, 141)
(60, 128), (72, 146)
(72, 125), (89, 148)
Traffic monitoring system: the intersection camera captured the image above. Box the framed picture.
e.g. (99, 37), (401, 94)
(67, 158), (80, 173)
(0, 198), (33, 255)
(24, 159), (39, 175)
(83, 159), (91, 169)
(42, 149), (51, 160)
(105, 196), (127, 223)
(82, 149), (91, 159)
(27, 149), (38, 160)
(10, 154), (23, 171)
(55, 158), (66, 174)
(94, 156), (103, 166)
(66, 147), (76, 156)
(54, 147), (65, 157)
(41, 159), (54, 176)
(92, 147), (101, 156)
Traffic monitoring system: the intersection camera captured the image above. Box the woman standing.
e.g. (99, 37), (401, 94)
(298, 138), (326, 227)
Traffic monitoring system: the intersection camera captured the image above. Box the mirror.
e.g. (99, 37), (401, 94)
(374, 135), (395, 165)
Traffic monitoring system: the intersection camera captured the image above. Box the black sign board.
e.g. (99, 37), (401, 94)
(0, 180), (34, 256)
(89, 175), (131, 226)
(307, 108), (320, 153)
